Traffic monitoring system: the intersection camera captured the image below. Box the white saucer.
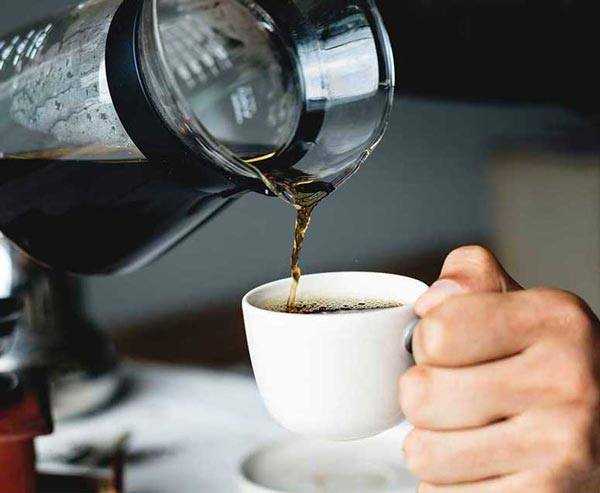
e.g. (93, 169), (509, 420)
(238, 428), (417, 492)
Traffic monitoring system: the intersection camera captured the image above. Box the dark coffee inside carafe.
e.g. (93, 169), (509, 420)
(0, 145), (331, 279)
(0, 149), (239, 274)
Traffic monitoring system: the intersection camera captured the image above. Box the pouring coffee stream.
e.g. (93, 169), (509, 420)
(286, 204), (316, 312)
(254, 150), (376, 312)
(246, 168), (326, 313)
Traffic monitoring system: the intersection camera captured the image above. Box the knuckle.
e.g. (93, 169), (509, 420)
(544, 345), (599, 405)
(531, 289), (595, 340)
(526, 287), (564, 312)
(566, 371), (599, 408)
(520, 472), (564, 493)
(448, 245), (496, 266)
(554, 410), (597, 470)
(447, 245), (498, 272)
(528, 294), (600, 407)
(444, 245), (512, 293)
(558, 292), (593, 337)
(399, 366), (432, 425)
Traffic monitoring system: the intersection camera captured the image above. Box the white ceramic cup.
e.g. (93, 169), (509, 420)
(242, 272), (428, 441)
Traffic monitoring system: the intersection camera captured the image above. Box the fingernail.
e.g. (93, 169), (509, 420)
(414, 279), (464, 315)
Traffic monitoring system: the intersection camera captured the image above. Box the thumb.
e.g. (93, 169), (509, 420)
(415, 245), (521, 316)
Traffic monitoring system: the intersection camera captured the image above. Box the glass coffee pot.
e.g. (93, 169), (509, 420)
(0, 0), (394, 275)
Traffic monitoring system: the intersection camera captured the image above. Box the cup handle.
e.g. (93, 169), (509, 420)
(403, 313), (421, 355)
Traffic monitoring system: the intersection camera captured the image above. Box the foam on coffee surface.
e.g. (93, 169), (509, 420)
(265, 297), (403, 314)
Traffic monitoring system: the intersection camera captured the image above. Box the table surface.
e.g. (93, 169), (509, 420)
(37, 363), (412, 493)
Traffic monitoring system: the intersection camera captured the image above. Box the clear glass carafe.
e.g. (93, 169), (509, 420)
(0, 0), (394, 274)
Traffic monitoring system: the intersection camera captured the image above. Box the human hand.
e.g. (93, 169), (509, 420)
(401, 246), (600, 492)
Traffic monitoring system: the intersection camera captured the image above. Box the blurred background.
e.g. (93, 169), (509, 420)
(1, 0), (598, 367)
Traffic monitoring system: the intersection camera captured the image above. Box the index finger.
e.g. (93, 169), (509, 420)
(412, 288), (591, 367)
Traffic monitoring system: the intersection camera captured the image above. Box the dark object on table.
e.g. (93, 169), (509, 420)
(0, 237), (120, 420)
(1, 304), (53, 493)
(38, 434), (128, 492)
